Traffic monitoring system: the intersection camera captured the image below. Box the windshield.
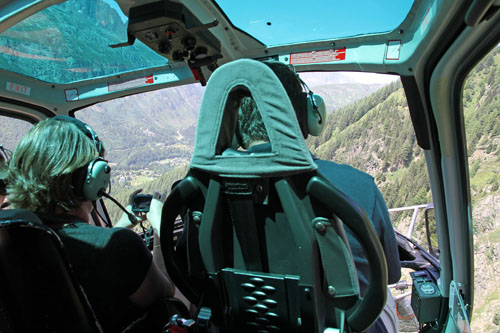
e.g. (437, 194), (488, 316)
(0, 0), (167, 84)
(0, 0), (415, 84)
(215, 0), (414, 46)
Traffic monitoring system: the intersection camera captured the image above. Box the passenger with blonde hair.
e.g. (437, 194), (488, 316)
(6, 116), (174, 332)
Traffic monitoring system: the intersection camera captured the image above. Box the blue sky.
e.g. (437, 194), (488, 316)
(101, 0), (414, 45)
(99, 0), (402, 84)
(215, 0), (414, 45)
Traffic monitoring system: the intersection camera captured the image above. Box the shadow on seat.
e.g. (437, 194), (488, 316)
(160, 59), (388, 332)
(0, 209), (102, 333)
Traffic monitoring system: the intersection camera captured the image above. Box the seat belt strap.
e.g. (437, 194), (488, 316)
(224, 180), (264, 272)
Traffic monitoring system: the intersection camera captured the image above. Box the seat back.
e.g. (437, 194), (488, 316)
(0, 209), (102, 333)
(161, 59), (388, 332)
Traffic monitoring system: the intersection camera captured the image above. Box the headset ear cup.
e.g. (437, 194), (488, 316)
(307, 94), (326, 136)
(297, 92), (309, 138)
(82, 158), (111, 201)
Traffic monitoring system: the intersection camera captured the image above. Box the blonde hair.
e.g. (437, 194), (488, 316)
(7, 118), (98, 213)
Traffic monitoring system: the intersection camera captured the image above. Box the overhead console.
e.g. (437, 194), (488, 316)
(112, 0), (222, 85)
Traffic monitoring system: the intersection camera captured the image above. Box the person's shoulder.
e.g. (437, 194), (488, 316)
(107, 226), (143, 242)
(80, 226), (143, 249)
(314, 158), (375, 184)
(74, 225), (148, 257)
(313, 158), (379, 216)
(58, 219), (141, 248)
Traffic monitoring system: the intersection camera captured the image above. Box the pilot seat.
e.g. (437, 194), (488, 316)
(160, 59), (388, 333)
(0, 209), (102, 333)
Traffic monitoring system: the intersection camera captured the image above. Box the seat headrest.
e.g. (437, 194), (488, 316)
(190, 59), (316, 177)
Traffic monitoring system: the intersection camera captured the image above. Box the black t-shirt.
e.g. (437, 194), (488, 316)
(51, 215), (153, 332)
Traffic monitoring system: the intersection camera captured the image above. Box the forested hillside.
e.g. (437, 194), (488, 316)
(461, 46), (500, 332)
(464, 47), (500, 203)
(299, 71), (385, 111)
(0, 0), (165, 83)
(77, 83), (204, 174)
(312, 83), (385, 111)
(308, 80), (431, 211)
(106, 164), (189, 224)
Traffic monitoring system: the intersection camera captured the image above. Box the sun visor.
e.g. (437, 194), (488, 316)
(190, 59), (316, 177)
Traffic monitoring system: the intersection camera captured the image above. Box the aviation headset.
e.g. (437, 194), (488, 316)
(265, 61), (327, 137)
(298, 76), (327, 137)
(52, 116), (111, 202)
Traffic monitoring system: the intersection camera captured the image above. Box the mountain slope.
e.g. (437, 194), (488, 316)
(300, 71), (388, 111)
(0, 0), (165, 83)
(308, 80), (431, 210)
(311, 83), (384, 111)
(461, 46), (500, 332)
(77, 84), (204, 173)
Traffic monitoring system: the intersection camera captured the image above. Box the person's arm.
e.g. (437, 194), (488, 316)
(129, 191), (175, 307)
(116, 191), (175, 307)
(146, 192), (164, 236)
(373, 186), (402, 284)
(107, 225), (174, 310)
(146, 192), (172, 284)
(129, 259), (175, 308)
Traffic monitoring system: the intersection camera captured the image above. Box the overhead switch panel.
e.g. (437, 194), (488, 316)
(120, 1), (221, 68)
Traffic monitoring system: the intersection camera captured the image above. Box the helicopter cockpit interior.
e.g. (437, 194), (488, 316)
(0, 0), (499, 332)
